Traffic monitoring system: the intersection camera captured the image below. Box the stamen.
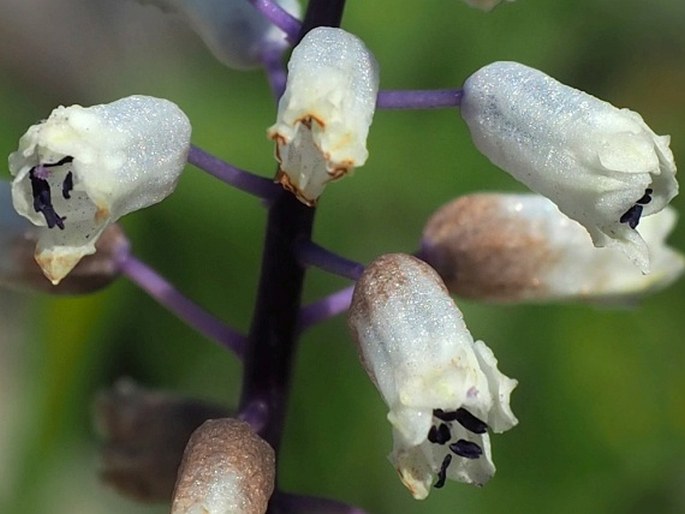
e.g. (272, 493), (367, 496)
(636, 188), (653, 205)
(434, 454), (452, 489)
(29, 167), (65, 230)
(620, 204), (643, 229)
(44, 156), (74, 168)
(62, 171), (74, 199)
(427, 423), (451, 445)
(433, 408), (488, 434)
(449, 439), (483, 460)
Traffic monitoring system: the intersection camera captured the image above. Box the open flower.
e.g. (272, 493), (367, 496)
(462, 0), (515, 11)
(460, 61), (678, 273)
(421, 193), (685, 304)
(348, 253), (517, 499)
(136, 0), (301, 69)
(267, 26), (380, 205)
(9, 95), (191, 284)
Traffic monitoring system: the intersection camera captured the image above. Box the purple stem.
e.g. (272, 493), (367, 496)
(298, 285), (354, 332)
(294, 240), (365, 281)
(276, 492), (369, 514)
(119, 253), (245, 357)
(248, 0), (302, 43)
(237, 0), (347, 465)
(377, 89), (463, 109)
(261, 46), (288, 100)
(187, 145), (279, 201)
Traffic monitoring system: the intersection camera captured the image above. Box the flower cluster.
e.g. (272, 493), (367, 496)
(3, 1), (682, 514)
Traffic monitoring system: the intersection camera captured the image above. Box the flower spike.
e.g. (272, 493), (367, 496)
(268, 26), (380, 205)
(9, 95), (191, 284)
(460, 61), (678, 273)
(348, 254), (517, 499)
(421, 193), (685, 304)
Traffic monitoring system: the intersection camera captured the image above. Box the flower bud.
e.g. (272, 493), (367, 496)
(172, 418), (275, 514)
(9, 95), (191, 284)
(421, 193), (684, 304)
(136, 0), (301, 69)
(460, 61), (678, 273)
(0, 180), (128, 294)
(93, 379), (230, 502)
(268, 27), (380, 205)
(348, 254), (517, 499)
(462, 0), (515, 11)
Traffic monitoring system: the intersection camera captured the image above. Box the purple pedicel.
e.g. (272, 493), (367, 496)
(248, 0), (302, 43)
(294, 240), (365, 281)
(261, 46), (289, 99)
(298, 285), (354, 332)
(377, 89), (463, 110)
(118, 253), (246, 357)
(186, 145), (279, 202)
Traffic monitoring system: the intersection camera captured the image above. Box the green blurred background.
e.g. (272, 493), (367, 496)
(1, 0), (685, 512)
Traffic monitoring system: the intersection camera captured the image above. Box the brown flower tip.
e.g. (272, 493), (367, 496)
(93, 379), (230, 503)
(420, 194), (556, 302)
(171, 418), (276, 514)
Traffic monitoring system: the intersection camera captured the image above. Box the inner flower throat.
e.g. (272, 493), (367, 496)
(28, 156), (74, 230)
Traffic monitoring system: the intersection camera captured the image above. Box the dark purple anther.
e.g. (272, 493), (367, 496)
(434, 454), (452, 489)
(62, 171), (74, 199)
(449, 439), (483, 459)
(620, 204), (643, 229)
(636, 188), (653, 205)
(44, 155), (74, 168)
(427, 423), (451, 445)
(29, 167), (65, 230)
(434, 408), (488, 434)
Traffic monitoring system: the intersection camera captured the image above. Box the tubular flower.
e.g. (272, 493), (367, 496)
(348, 254), (517, 500)
(171, 418), (276, 514)
(136, 0), (301, 69)
(9, 95), (191, 285)
(462, 0), (515, 11)
(421, 193), (685, 304)
(267, 26), (380, 206)
(460, 61), (678, 273)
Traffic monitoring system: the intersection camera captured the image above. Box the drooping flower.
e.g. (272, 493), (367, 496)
(460, 61), (678, 273)
(462, 0), (515, 11)
(135, 0), (301, 69)
(421, 193), (684, 304)
(348, 253), (517, 499)
(171, 418), (275, 514)
(0, 180), (128, 294)
(267, 26), (380, 205)
(9, 95), (191, 284)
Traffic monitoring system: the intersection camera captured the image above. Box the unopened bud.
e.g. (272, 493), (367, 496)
(93, 379), (230, 503)
(172, 418), (276, 514)
(421, 193), (684, 304)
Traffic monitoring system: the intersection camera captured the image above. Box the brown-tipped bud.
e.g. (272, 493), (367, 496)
(1, 182), (129, 294)
(420, 193), (684, 304)
(93, 379), (230, 503)
(171, 418), (276, 514)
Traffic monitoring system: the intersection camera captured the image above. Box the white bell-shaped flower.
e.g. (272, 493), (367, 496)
(462, 0), (515, 11)
(460, 61), (678, 273)
(171, 418), (275, 514)
(268, 26), (380, 205)
(421, 193), (684, 304)
(9, 95), (191, 284)
(348, 253), (517, 500)
(136, 0), (301, 69)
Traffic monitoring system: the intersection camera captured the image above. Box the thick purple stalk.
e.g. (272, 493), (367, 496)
(276, 492), (369, 514)
(295, 240), (364, 281)
(298, 285), (354, 332)
(237, 0), (347, 461)
(119, 253), (245, 357)
(248, 0), (302, 42)
(187, 145), (279, 201)
(261, 47), (289, 99)
(377, 89), (463, 109)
